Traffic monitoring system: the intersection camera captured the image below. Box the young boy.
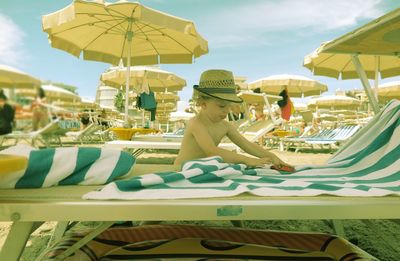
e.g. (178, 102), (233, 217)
(174, 69), (292, 169)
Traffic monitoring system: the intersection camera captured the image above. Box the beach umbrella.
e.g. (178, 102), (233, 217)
(16, 84), (80, 103)
(304, 8), (400, 113)
(292, 102), (308, 111)
(79, 97), (100, 110)
(42, 0), (208, 123)
(157, 102), (176, 111)
(155, 92), (180, 103)
(377, 81), (400, 102)
(170, 110), (195, 121)
(307, 95), (361, 110)
(248, 74), (328, 98)
(0, 64), (41, 100)
(101, 66), (186, 93)
(0, 64), (41, 89)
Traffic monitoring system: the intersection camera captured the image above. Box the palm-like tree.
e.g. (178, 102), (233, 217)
(114, 91), (125, 112)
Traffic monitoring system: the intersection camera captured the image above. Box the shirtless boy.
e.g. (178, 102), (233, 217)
(174, 69), (292, 169)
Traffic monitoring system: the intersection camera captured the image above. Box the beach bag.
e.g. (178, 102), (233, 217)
(139, 91), (157, 109)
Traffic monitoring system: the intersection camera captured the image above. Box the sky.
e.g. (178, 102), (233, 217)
(1, 0), (400, 104)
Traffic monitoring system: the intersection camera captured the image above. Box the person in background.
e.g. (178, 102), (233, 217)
(80, 109), (91, 130)
(228, 103), (244, 121)
(31, 87), (49, 131)
(98, 108), (109, 129)
(249, 87), (266, 122)
(277, 88), (294, 121)
(0, 90), (15, 135)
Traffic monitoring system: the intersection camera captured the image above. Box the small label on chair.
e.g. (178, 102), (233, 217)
(217, 206), (243, 216)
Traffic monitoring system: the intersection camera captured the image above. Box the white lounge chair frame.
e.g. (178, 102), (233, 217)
(0, 162), (399, 260)
(0, 119), (65, 148)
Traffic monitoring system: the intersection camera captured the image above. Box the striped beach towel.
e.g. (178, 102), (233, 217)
(84, 100), (400, 200)
(0, 145), (135, 188)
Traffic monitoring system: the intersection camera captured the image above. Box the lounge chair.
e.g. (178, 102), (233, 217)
(0, 119), (67, 148)
(285, 124), (361, 152)
(65, 123), (103, 144)
(1, 100), (398, 260)
(105, 139), (238, 158)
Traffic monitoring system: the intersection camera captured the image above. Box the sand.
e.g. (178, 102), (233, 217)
(1, 150), (399, 260)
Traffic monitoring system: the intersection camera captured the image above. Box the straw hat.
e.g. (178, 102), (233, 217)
(194, 69), (242, 103)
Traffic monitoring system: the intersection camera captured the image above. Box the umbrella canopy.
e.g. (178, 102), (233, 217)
(248, 74), (328, 97)
(304, 43), (400, 80)
(377, 81), (400, 101)
(0, 64), (41, 89)
(16, 84), (80, 103)
(292, 102), (308, 111)
(157, 102), (176, 111)
(155, 92), (180, 103)
(170, 110), (195, 121)
(308, 95), (361, 110)
(42, 0), (208, 123)
(303, 8), (400, 113)
(79, 97), (100, 110)
(101, 66), (186, 93)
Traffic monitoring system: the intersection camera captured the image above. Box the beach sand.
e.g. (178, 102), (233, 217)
(1, 150), (399, 260)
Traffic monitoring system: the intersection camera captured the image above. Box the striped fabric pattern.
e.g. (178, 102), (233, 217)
(84, 100), (400, 200)
(0, 146), (135, 188)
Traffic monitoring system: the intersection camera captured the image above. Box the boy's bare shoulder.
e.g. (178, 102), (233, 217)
(186, 116), (202, 129)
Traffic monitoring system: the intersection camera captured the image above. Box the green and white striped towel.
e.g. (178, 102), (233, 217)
(84, 100), (400, 200)
(0, 146), (135, 188)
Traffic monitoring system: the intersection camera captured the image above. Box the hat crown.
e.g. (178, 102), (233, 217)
(199, 69), (235, 89)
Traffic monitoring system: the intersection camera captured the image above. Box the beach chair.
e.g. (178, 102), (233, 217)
(105, 139), (238, 158)
(132, 127), (185, 142)
(65, 123), (103, 144)
(283, 124), (361, 152)
(0, 119), (66, 148)
(1, 100), (399, 260)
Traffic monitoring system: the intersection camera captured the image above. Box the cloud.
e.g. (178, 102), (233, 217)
(200, 0), (384, 48)
(0, 13), (26, 66)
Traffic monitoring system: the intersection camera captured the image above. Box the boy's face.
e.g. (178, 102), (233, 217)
(0, 99), (5, 107)
(202, 99), (232, 122)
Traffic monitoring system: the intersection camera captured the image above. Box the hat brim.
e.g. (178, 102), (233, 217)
(194, 85), (243, 103)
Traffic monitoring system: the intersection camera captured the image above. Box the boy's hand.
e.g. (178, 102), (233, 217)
(268, 153), (293, 169)
(244, 157), (271, 168)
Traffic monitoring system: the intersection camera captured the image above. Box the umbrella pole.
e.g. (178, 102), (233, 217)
(351, 55), (380, 114)
(124, 36), (132, 126)
(374, 56), (379, 100)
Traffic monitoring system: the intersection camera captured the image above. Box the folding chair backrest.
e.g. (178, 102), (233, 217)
(300, 110), (314, 125)
(242, 119), (275, 142)
(36, 119), (61, 136)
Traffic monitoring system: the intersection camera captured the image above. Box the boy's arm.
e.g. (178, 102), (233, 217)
(226, 123), (292, 167)
(189, 119), (260, 166)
